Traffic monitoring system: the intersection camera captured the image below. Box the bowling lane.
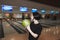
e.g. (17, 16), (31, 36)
(40, 19), (60, 26)
(2, 19), (18, 35)
(39, 26), (60, 40)
(11, 19), (25, 30)
(11, 21), (27, 32)
(5, 19), (27, 34)
(1, 19), (28, 40)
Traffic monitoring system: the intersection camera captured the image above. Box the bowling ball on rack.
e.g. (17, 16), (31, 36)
(22, 19), (30, 28)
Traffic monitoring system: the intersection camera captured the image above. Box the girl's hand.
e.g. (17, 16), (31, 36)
(32, 33), (38, 38)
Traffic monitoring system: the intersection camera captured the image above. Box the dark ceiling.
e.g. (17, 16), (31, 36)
(30, 0), (60, 8)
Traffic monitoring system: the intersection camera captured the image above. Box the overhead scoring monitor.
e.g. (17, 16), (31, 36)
(20, 7), (28, 12)
(55, 11), (59, 14)
(2, 5), (13, 13)
(40, 9), (46, 14)
(50, 10), (55, 14)
(31, 8), (38, 13)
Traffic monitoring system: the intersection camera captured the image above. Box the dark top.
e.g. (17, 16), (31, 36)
(30, 22), (42, 34)
(29, 22), (42, 40)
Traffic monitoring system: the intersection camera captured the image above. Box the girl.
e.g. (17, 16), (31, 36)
(26, 12), (42, 40)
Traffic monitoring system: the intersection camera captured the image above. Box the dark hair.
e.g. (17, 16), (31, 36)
(33, 12), (41, 20)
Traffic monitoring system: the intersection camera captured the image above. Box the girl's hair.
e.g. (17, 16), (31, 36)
(33, 12), (41, 20)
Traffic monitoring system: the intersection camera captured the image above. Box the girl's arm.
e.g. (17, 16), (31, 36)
(26, 25), (38, 38)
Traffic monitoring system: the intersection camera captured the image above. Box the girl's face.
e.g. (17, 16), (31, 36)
(30, 14), (39, 24)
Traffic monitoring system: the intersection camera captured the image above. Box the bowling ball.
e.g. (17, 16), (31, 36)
(22, 19), (30, 27)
